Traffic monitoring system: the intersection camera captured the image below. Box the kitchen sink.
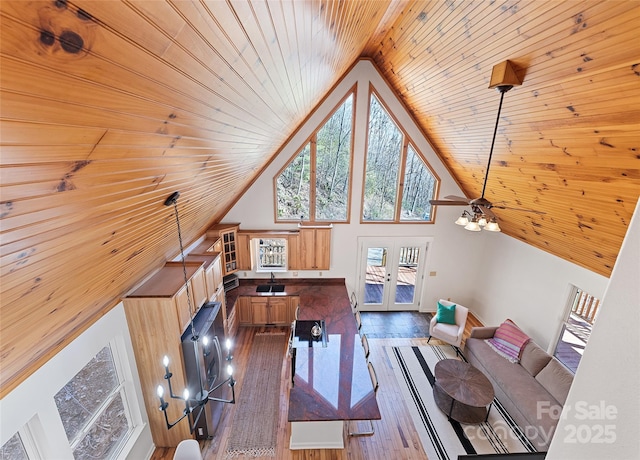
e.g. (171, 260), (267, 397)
(256, 284), (285, 293)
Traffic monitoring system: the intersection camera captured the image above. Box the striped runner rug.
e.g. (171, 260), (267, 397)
(225, 332), (287, 458)
(388, 344), (537, 460)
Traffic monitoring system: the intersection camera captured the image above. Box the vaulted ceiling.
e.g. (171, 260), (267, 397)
(1, 1), (638, 394)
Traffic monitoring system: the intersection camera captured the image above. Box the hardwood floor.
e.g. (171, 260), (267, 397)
(151, 314), (483, 460)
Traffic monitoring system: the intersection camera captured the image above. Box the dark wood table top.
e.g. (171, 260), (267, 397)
(434, 359), (494, 407)
(286, 283), (381, 422)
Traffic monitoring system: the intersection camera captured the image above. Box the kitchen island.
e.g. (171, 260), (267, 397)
(227, 279), (381, 449)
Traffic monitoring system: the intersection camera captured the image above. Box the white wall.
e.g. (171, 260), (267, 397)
(0, 303), (154, 460)
(223, 59), (483, 311)
(473, 234), (609, 349)
(548, 198), (640, 459)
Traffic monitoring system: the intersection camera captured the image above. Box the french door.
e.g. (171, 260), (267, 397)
(356, 237), (429, 311)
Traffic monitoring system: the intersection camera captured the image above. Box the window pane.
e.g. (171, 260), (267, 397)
(55, 346), (119, 442)
(363, 94), (401, 221)
(1, 433), (28, 460)
(277, 144), (311, 220)
(72, 392), (129, 460)
(258, 238), (287, 270)
(400, 144), (436, 221)
(315, 94), (353, 221)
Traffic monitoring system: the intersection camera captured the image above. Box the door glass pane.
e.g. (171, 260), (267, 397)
(364, 247), (387, 304)
(395, 247), (419, 304)
(1, 433), (28, 460)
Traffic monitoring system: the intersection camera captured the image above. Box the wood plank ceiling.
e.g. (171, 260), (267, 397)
(1, 0), (638, 395)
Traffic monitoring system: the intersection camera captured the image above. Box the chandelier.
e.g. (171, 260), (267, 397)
(156, 191), (236, 433)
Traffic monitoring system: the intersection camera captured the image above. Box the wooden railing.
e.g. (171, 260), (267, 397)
(571, 289), (600, 325)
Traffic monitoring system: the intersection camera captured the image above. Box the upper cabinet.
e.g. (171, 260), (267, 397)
(295, 226), (331, 270)
(206, 223), (240, 276)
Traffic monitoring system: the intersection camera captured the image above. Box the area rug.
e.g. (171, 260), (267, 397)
(388, 344), (537, 460)
(225, 332), (287, 458)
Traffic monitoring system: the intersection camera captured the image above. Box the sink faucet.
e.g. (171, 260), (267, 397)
(270, 272), (275, 284)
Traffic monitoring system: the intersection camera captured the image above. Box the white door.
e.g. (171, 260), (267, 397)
(356, 237), (429, 311)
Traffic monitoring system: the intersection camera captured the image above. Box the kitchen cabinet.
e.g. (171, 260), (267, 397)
(184, 253), (223, 302)
(296, 226), (331, 270)
(236, 232), (252, 271)
(237, 295), (295, 326)
(122, 261), (208, 447)
(206, 223), (240, 276)
(237, 296), (252, 325)
(251, 296), (289, 325)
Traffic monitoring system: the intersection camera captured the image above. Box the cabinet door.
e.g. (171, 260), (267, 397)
(221, 229), (238, 275)
(190, 266), (208, 309)
(212, 255), (223, 290)
(269, 297), (289, 325)
(288, 234), (300, 270)
(298, 228), (316, 269)
(288, 296), (300, 322)
(202, 263), (216, 301)
(314, 228), (331, 270)
(251, 297), (269, 324)
(236, 233), (252, 271)
(237, 297), (252, 325)
(175, 285), (192, 332)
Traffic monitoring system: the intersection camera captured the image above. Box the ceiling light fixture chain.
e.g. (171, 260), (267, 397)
(164, 191), (196, 340)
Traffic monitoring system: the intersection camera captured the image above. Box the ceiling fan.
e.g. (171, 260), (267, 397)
(429, 60), (544, 232)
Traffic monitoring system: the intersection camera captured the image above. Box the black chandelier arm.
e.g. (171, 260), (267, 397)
(160, 403), (193, 431)
(481, 88), (507, 200)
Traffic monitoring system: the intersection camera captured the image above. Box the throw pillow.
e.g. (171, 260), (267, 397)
(485, 319), (530, 363)
(436, 302), (456, 325)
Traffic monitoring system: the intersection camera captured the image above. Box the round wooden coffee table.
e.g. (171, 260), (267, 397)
(433, 359), (494, 424)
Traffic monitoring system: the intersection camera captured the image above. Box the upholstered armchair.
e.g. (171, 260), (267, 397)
(428, 299), (469, 356)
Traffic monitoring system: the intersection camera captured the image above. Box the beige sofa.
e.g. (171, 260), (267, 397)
(464, 326), (574, 451)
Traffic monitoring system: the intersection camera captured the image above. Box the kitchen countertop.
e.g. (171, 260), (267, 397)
(225, 278), (380, 423)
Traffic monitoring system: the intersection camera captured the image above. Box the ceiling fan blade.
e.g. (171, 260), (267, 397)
(429, 199), (469, 206)
(491, 205), (546, 214)
(444, 195), (471, 202)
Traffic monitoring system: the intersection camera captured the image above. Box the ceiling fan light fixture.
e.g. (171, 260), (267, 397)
(455, 212), (470, 226)
(477, 215), (488, 227)
(464, 218), (481, 232)
(485, 219), (501, 232)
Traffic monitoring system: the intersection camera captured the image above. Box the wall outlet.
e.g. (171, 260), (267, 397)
(243, 271), (247, 277)
(319, 271), (323, 276)
(292, 271), (298, 277)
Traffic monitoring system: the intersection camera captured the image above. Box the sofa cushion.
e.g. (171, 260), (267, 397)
(520, 341), (552, 377)
(436, 301), (456, 324)
(536, 358), (574, 405)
